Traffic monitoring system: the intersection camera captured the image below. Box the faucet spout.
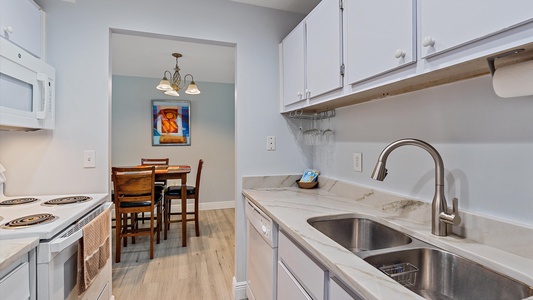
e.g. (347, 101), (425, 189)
(371, 138), (460, 236)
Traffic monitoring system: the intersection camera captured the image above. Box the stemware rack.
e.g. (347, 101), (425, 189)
(285, 109), (336, 120)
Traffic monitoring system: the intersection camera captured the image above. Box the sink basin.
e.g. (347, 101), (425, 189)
(307, 215), (412, 253)
(364, 248), (533, 300)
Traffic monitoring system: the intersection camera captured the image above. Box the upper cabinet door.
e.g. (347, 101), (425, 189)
(345, 0), (415, 84)
(306, 0), (343, 99)
(282, 23), (306, 106)
(420, 0), (533, 58)
(0, 0), (42, 58)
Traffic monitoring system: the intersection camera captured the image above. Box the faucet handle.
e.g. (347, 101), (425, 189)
(440, 197), (461, 226)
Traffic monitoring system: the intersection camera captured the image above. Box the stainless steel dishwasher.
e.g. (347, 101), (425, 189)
(246, 198), (278, 300)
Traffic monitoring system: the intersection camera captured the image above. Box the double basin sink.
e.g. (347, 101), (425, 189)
(308, 214), (533, 300)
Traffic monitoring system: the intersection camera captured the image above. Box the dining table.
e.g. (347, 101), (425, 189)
(140, 165), (192, 247)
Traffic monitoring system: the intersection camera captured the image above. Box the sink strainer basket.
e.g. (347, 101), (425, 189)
(379, 263), (419, 287)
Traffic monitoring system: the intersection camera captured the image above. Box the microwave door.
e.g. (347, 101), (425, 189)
(0, 38), (55, 131)
(0, 73), (34, 115)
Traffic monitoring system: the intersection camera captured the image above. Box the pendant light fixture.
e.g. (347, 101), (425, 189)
(156, 53), (201, 96)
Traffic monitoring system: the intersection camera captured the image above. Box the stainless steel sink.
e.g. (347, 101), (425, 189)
(307, 214), (412, 253)
(364, 247), (533, 300)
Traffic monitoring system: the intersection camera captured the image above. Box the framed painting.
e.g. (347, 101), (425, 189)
(151, 100), (191, 146)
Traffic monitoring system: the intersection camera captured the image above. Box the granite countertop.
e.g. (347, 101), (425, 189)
(0, 237), (39, 270)
(242, 176), (533, 300)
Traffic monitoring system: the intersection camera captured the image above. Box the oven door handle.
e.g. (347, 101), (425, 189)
(50, 202), (111, 253)
(50, 230), (83, 253)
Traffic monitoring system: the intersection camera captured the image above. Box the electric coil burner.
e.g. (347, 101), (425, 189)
(0, 197), (40, 206)
(42, 195), (92, 206)
(1, 213), (58, 229)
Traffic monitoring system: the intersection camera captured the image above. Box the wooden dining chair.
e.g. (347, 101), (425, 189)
(164, 159), (203, 240)
(112, 166), (162, 262)
(140, 158), (169, 222)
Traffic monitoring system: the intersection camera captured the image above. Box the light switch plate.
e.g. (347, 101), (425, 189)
(83, 150), (96, 168)
(267, 136), (276, 151)
(353, 152), (362, 172)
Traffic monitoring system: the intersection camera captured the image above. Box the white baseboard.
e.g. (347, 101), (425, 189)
(233, 277), (248, 300)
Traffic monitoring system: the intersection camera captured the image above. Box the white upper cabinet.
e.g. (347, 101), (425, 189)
(282, 23), (306, 106)
(0, 0), (42, 58)
(281, 0), (342, 111)
(305, 0), (343, 99)
(345, 0), (415, 84)
(280, 0), (533, 112)
(419, 0), (533, 58)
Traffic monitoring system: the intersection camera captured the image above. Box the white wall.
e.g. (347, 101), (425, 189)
(0, 0), (306, 288)
(313, 75), (533, 227)
(112, 75), (235, 206)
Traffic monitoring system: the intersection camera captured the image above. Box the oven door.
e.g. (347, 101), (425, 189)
(36, 203), (112, 300)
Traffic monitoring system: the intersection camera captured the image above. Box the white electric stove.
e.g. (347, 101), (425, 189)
(0, 193), (108, 240)
(0, 163), (112, 300)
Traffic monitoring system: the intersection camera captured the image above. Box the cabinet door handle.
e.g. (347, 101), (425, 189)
(305, 89), (311, 98)
(297, 92), (303, 99)
(394, 49), (406, 58)
(3, 26), (13, 34)
(422, 36), (435, 47)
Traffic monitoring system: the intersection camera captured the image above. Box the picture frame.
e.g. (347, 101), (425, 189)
(151, 100), (191, 146)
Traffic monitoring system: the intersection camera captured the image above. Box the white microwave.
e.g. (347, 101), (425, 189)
(0, 37), (55, 131)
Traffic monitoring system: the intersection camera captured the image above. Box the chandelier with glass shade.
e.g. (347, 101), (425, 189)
(156, 53), (201, 96)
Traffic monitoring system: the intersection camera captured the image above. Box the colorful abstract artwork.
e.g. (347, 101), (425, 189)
(151, 100), (191, 146)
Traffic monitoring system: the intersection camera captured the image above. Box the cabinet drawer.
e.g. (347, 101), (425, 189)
(0, 262), (30, 300)
(279, 231), (325, 300)
(278, 261), (312, 300)
(330, 277), (363, 300)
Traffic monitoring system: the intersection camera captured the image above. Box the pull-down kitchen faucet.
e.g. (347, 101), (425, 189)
(371, 138), (460, 236)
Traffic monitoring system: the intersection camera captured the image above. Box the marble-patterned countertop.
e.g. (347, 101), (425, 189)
(242, 176), (533, 300)
(0, 237), (38, 270)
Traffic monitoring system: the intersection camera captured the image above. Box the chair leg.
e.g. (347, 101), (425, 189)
(195, 209), (200, 237)
(131, 214), (136, 244)
(149, 215), (154, 259)
(163, 199), (168, 240)
(122, 214), (128, 247)
(156, 203), (161, 244)
(115, 212), (122, 263)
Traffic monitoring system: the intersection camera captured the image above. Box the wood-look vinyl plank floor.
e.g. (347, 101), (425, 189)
(111, 208), (235, 300)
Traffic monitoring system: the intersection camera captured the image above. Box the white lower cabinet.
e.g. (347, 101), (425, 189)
(329, 277), (363, 300)
(277, 231), (365, 300)
(278, 261), (312, 300)
(278, 231), (326, 300)
(0, 253), (34, 300)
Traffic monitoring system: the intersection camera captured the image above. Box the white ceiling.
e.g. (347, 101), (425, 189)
(230, 0), (320, 14)
(111, 33), (236, 84)
(111, 0), (319, 84)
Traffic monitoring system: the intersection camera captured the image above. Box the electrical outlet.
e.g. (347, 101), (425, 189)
(267, 136), (276, 151)
(83, 150), (96, 168)
(353, 152), (362, 172)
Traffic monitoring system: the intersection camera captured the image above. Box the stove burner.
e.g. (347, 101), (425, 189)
(43, 196), (92, 206)
(0, 197), (40, 206)
(1, 213), (58, 229)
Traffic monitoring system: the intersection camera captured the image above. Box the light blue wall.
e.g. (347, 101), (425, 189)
(313, 75), (533, 227)
(0, 0), (305, 287)
(112, 75), (235, 205)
